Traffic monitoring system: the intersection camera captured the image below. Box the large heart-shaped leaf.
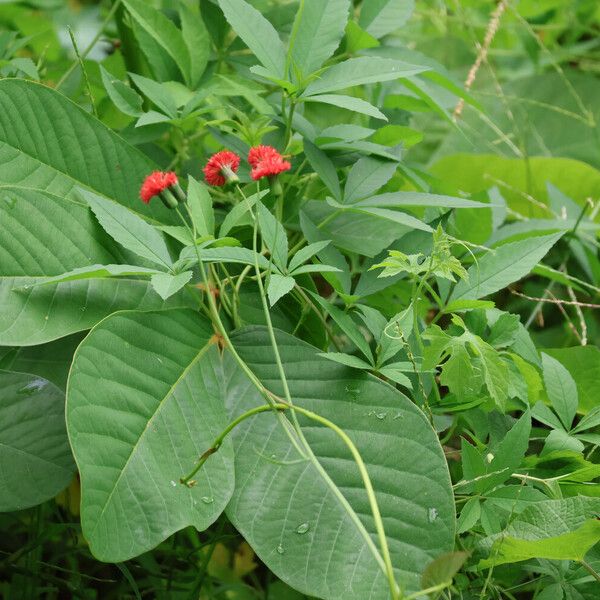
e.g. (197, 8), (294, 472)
(224, 327), (455, 598)
(0, 187), (190, 345)
(67, 309), (234, 562)
(0, 79), (171, 222)
(0, 370), (74, 511)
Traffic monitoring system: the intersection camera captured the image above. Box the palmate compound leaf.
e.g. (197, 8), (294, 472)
(224, 326), (455, 598)
(66, 309), (234, 561)
(0, 370), (75, 511)
(0, 187), (191, 346)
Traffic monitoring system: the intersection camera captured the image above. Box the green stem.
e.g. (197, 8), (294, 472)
(56, 0), (123, 90)
(180, 402), (401, 600)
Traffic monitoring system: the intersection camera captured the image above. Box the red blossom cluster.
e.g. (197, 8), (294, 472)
(140, 171), (178, 204)
(203, 145), (291, 187)
(140, 146), (290, 205)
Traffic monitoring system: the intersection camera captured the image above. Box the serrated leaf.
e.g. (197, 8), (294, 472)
(100, 66), (143, 117)
(303, 94), (388, 120)
(82, 189), (173, 269)
(303, 56), (427, 96)
(303, 140), (341, 200)
(123, 0), (191, 85)
(218, 0), (286, 77)
(0, 79), (171, 222)
(225, 327), (455, 597)
(344, 156), (398, 204)
(257, 201), (288, 270)
(450, 233), (564, 301)
(317, 352), (373, 370)
(479, 519), (600, 568)
(129, 72), (178, 118)
(541, 352), (578, 430)
(219, 190), (268, 237)
(187, 177), (214, 237)
(309, 292), (373, 363)
(26, 264), (162, 287)
(290, 0), (350, 77)
(0, 187), (188, 346)
(180, 2), (210, 88)
(67, 309), (234, 561)
(267, 273), (295, 306)
(0, 371), (74, 511)
(151, 271), (193, 300)
(359, 0), (415, 39)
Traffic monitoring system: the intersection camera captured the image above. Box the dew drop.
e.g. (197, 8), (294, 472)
(296, 522), (310, 534)
(428, 507), (438, 523)
(393, 412), (403, 420)
(276, 544), (285, 554)
(375, 412), (387, 420)
(170, 480), (177, 487)
(201, 496), (214, 504)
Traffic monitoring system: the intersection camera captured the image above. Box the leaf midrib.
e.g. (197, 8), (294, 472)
(84, 339), (214, 537)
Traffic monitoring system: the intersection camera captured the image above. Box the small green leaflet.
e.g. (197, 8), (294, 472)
(81, 189), (173, 269)
(150, 271), (193, 300)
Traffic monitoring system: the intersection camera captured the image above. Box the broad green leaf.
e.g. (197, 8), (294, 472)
(0, 371), (75, 512)
(541, 353), (578, 430)
(290, 0), (350, 76)
(180, 2), (210, 88)
(218, 0), (286, 77)
(267, 273), (295, 307)
(457, 498), (481, 534)
(0, 79), (171, 222)
(26, 264), (162, 287)
(344, 156), (398, 204)
(225, 327), (455, 597)
(100, 66), (143, 117)
(257, 201), (288, 270)
(0, 187), (187, 346)
(187, 177), (214, 237)
(150, 271), (193, 300)
(379, 305), (414, 365)
(82, 189), (173, 269)
(131, 19), (181, 83)
(303, 94), (388, 120)
(480, 519), (600, 568)
(302, 140), (341, 200)
(123, 0), (191, 85)
(10, 333), (85, 391)
(450, 233), (564, 301)
(359, 0), (415, 39)
(443, 299), (495, 313)
(543, 429), (584, 455)
(303, 57), (427, 96)
(67, 309), (234, 561)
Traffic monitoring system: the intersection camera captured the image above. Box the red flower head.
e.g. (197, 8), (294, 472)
(203, 150), (241, 186)
(140, 171), (178, 204)
(248, 145), (291, 181)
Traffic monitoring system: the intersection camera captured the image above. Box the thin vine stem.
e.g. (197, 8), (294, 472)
(180, 401), (401, 600)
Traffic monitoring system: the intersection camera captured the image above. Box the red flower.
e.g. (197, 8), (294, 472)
(248, 145), (291, 180)
(203, 150), (241, 186)
(140, 171), (178, 204)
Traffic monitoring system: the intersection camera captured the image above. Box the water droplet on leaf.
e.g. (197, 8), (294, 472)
(201, 496), (214, 504)
(296, 522), (310, 534)
(276, 544), (285, 554)
(428, 507), (438, 523)
(375, 412), (387, 420)
(170, 480), (177, 487)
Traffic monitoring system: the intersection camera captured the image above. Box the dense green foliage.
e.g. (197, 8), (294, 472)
(1, 1), (600, 598)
